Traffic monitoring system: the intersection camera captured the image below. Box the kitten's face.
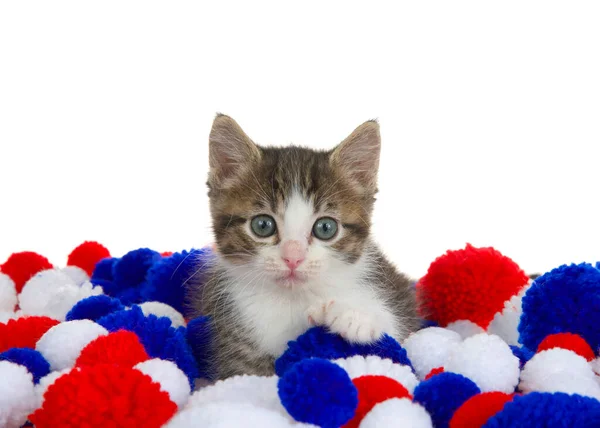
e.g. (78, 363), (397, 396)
(207, 115), (381, 289)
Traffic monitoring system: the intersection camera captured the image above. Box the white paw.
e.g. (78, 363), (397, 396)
(307, 300), (385, 344)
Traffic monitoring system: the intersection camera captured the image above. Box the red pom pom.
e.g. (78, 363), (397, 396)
(0, 316), (59, 353)
(1, 251), (53, 293)
(344, 375), (412, 428)
(29, 364), (177, 428)
(537, 333), (595, 361)
(161, 252), (173, 257)
(450, 392), (513, 428)
(416, 244), (528, 328)
(425, 367), (445, 380)
(76, 330), (149, 368)
(67, 241), (111, 277)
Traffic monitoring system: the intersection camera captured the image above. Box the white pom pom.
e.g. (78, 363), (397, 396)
(0, 272), (17, 313)
(520, 348), (600, 399)
(166, 402), (304, 428)
(35, 368), (74, 408)
(0, 361), (37, 428)
(444, 333), (519, 393)
(0, 310), (22, 324)
(36, 319), (108, 370)
(446, 320), (485, 339)
(61, 266), (90, 286)
(44, 281), (103, 321)
(19, 269), (77, 319)
(134, 359), (190, 408)
(332, 355), (419, 394)
(360, 398), (433, 428)
(402, 327), (462, 379)
(487, 283), (531, 346)
(139, 302), (185, 328)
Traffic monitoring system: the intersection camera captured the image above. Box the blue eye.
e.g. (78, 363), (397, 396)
(251, 215), (277, 238)
(312, 217), (338, 240)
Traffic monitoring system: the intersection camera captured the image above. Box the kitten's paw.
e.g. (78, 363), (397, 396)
(306, 300), (334, 326)
(325, 302), (385, 344)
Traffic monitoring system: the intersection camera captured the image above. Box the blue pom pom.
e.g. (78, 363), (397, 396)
(484, 392), (600, 427)
(106, 248), (161, 305)
(186, 316), (213, 380)
(90, 257), (117, 289)
(97, 305), (199, 388)
(275, 326), (412, 376)
(0, 348), (50, 384)
(66, 295), (125, 322)
(509, 345), (534, 369)
(518, 263), (600, 352)
(413, 372), (480, 428)
(143, 248), (213, 316)
(278, 358), (357, 428)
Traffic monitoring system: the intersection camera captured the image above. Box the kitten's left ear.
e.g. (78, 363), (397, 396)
(330, 120), (381, 192)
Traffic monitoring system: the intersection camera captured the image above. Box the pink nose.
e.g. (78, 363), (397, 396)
(281, 240), (306, 270)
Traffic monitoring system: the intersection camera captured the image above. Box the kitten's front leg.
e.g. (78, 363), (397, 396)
(306, 299), (397, 344)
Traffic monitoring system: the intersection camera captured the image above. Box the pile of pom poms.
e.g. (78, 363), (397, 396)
(1, 241), (600, 427)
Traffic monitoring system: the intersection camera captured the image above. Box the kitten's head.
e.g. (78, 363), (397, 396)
(207, 114), (381, 289)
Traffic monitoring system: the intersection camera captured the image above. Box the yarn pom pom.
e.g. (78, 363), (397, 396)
(402, 327), (462, 379)
(60, 266), (89, 285)
(0, 360), (37, 428)
(97, 306), (198, 388)
(519, 263), (600, 352)
(0, 316), (59, 353)
(29, 364), (177, 428)
(0, 348), (50, 383)
(416, 244), (528, 328)
(444, 333), (520, 393)
(67, 241), (111, 277)
(90, 257), (117, 288)
(484, 392), (600, 427)
(134, 359), (191, 409)
(0, 272), (17, 312)
(143, 248), (212, 315)
(536, 333), (596, 361)
(66, 295), (125, 322)
(449, 392), (513, 428)
(35, 319), (108, 371)
(278, 358), (358, 428)
(446, 320), (485, 339)
(1, 251), (53, 293)
(76, 330), (149, 368)
(360, 398), (433, 428)
(186, 315), (213, 380)
(487, 283), (531, 346)
(140, 301), (185, 328)
(275, 326), (411, 376)
(509, 345), (534, 369)
(107, 248), (161, 305)
(344, 375), (411, 428)
(413, 372), (480, 428)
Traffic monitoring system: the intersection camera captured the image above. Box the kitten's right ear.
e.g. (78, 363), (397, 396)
(208, 114), (261, 187)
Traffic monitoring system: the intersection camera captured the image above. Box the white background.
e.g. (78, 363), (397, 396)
(0, 1), (598, 278)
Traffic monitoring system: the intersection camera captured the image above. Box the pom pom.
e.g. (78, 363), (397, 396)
(97, 306), (198, 388)
(0, 272), (17, 312)
(416, 244), (528, 328)
(29, 364), (177, 428)
(536, 332), (595, 361)
(76, 330), (149, 367)
(402, 327), (462, 379)
(425, 367), (445, 379)
(0, 348), (50, 383)
(278, 358), (358, 428)
(444, 333), (520, 393)
(509, 345), (534, 369)
(90, 257), (117, 288)
(484, 392), (600, 427)
(65, 294), (125, 322)
(134, 358), (191, 408)
(345, 375), (411, 428)
(0, 316), (59, 353)
(332, 355), (419, 394)
(139, 301), (185, 328)
(487, 283), (531, 346)
(275, 326), (411, 377)
(450, 392), (513, 428)
(67, 241), (111, 277)
(0, 360), (37, 428)
(518, 263), (600, 352)
(1, 251), (53, 293)
(360, 398), (433, 428)
(445, 320), (485, 339)
(166, 402), (297, 428)
(35, 319), (108, 371)
(143, 249), (213, 315)
(35, 368), (72, 408)
(413, 372), (480, 428)
(60, 266), (89, 285)
(186, 315), (213, 380)
(519, 348), (600, 399)
(109, 248), (161, 305)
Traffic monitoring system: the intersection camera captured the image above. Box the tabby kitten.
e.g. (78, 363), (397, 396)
(191, 114), (419, 379)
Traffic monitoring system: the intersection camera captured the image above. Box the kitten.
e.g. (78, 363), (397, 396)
(190, 114), (420, 379)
